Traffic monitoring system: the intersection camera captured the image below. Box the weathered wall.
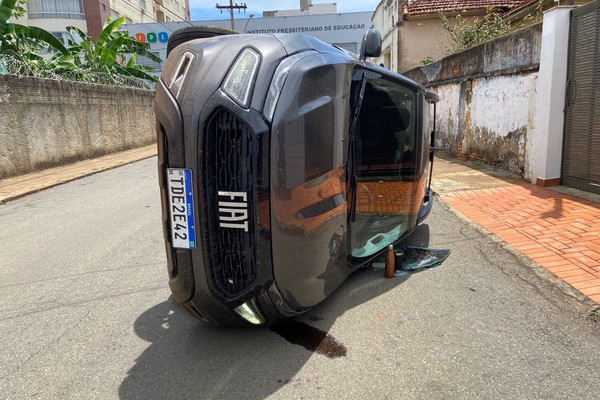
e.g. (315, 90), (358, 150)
(0, 75), (156, 179)
(404, 23), (542, 176)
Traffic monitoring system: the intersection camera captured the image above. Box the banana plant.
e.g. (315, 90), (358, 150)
(65, 16), (161, 83)
(0, 0), (69, 58)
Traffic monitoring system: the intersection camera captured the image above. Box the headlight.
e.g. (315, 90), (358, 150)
(234, 299), (266, 325)
(221, 48), (261, 108)
(263, 51), (317, 122)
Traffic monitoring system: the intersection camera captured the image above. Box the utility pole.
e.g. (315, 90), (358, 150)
(215, 1), (248, 30)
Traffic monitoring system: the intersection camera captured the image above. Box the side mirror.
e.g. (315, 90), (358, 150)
(360, 29), (382, 60)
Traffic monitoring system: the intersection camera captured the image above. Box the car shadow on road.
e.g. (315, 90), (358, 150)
(119, 224), (431, 399)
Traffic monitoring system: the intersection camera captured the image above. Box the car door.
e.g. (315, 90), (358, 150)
(347, 68), (426, 265)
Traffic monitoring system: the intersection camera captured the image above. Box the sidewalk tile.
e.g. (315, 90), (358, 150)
(438, 168), (600, 306)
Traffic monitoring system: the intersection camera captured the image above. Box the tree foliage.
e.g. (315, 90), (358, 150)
(1, 0), (160, 87)
(441, 8), (513, 54)
(1, 0), (69, 58)
(64, 17), (161, 84)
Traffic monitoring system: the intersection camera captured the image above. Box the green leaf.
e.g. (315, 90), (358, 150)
(66, 25), (87, 41)
(24, 25), (69, 54)
(115, 64), (158, 83)
(131, 45), (162, 63)
(126, 53), (137, 68)
(0, 0), (18, 34)
(99, 34), (126, 67)
(96, 16), (126, 53)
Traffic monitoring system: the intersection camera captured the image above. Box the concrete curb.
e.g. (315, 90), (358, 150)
(0, 144), (157, 204)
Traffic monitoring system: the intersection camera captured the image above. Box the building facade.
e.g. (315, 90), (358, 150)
(125, 11), (374, 73)
(17, 0), (88, 43)
(371, 0), (594, 73)
(110, 0), (190, 24)
(263, 0), (337, 17)
(83, 0), (111, 40)
(13, 0), (190, 42)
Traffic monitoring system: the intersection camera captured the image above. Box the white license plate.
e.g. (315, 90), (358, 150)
(166, 168), (196, 249)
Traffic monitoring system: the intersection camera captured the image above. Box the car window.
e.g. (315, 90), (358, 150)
(349, 71), (420, 260)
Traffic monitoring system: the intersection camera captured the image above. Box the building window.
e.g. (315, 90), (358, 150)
(139, 0), (147, 11)
(49, 31), (70, 48)
(28, 0), (85, 20)
(51, 31), (68, 40)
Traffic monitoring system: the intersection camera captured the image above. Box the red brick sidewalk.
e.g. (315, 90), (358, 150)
(441, 184), (600, 304)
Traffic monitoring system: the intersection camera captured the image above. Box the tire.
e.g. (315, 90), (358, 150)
(166, 25), (239, 56)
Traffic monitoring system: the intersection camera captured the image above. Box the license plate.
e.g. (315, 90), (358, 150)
(166, 168), (196, 249)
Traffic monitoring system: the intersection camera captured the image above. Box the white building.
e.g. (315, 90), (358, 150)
(110, 0), (190, 24)
(15, 0), (88, 43)
(11, 0), (190, 42)
(125, 11), (374, 73)
(263, 0), (337, 16)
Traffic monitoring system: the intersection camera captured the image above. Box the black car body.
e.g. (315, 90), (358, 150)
(155, 31), (439, 326)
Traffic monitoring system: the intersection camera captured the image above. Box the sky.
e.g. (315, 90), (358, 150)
(189, 0), (382, 21)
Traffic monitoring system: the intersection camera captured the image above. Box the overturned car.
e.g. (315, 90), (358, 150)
(155, 28), (440, 327)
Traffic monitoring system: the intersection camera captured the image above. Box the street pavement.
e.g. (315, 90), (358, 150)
(2, 146), (598, 311)
(0, 145), (157, 204)
(0, 148), (599, 399)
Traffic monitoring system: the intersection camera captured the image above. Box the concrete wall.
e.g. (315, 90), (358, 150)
(0, 75), (156, 179)
(404, 22), (542, 177)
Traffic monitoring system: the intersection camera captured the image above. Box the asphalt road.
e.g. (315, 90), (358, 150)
(1, 157), (599, 400)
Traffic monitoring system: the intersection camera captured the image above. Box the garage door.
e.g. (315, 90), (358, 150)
(563, 0), (600, 194)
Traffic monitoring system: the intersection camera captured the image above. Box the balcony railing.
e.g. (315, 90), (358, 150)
(28, 12), (84, 20)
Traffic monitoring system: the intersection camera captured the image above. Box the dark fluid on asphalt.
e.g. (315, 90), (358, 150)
(271, 321), (347, 358)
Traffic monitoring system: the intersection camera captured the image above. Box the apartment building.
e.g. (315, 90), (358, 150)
(14, 0), (190, 41)
(110, 0), (191, 24)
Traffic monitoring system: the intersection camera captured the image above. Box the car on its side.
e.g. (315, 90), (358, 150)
(155, 28), (440, 326)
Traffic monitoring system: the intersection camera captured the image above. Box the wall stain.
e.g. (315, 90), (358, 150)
(469, 126), (527, 174)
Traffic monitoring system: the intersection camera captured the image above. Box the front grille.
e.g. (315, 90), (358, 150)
(204, 109), (257, 298)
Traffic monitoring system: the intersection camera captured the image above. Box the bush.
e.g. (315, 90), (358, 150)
(441, 8), (513, 54)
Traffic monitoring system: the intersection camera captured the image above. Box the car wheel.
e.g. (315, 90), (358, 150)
(166, 25), (239, 56)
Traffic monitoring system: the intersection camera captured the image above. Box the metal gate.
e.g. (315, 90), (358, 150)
(563, 0), (600, 194)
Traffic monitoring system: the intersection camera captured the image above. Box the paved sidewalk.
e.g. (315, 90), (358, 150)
(431, 155), (600, 308)
(0, 144), (157, 203)
(1, 148), (599, 309)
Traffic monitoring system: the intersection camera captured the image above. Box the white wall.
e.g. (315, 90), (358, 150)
(433, 74), (538, 175)
(526, 7), (574, 185)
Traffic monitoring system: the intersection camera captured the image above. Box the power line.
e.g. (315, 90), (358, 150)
(215, 1), (248, 30)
